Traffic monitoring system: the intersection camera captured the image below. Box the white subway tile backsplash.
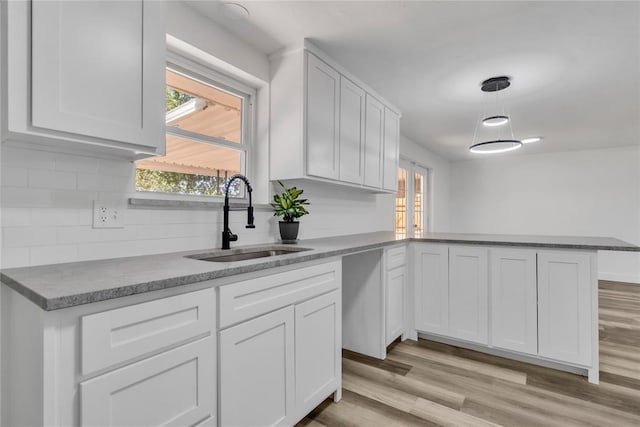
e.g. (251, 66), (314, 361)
(1, 247), (30, 268)
(77, 173), (131, 192)
(30, 245), (78, 266)
(2, 187), (55, 208)
(55, 153), (100, 173)
(2, 208), (31, 226)
(2, 167), (28, 187)
(56, 226), (104, 245)
(3, 226), (57, 248)
(78, 209), (93, 225)
(30, 208), (80, 226)
(2, 146), (56, 170)
(51, 189), (97, 209)
(98, 158), (135, 177)
(28, 169), (77, 190)
(99, 227), (140, 242)
(125, 209), (217, 225)
(76, 236), (215, 262)
(2, 147), (387, 267)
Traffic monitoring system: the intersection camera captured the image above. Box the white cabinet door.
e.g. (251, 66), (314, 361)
(339, 76), (366, 184)
(386, 267), (406, 345)
(449, 246), (488, 344)
(364, 94), (384, 188)
(382, 107), (400, 191)
(490, 249), (537, 355)
(80, 337), (215, 427)
(414, 244), (449, 335)
(306, 52), (340, 180)
(220, 306), (295, 427)
(30, 0), (165, 151)
(538, 251), (593, 365)
(295, 291), (341, 417)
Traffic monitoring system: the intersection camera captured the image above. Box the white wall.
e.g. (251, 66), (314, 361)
(0, 2), (391, 268)
(450, 146), (640, 283)
(400, 135), (451, 232)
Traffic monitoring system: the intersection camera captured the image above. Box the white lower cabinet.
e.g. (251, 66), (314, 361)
(218, 260), (342, 426)
(220, 307), (296, 427)
(81, 337), (216, 427)
(414, 244), (449, 335)
(0, 286), (218, 427)
(385, 267), (405, 345)
(295, 291), (341, 417)
(490, 248), (538, 354)
(413, 243), (598, 383)
(448, 246), (489, 344)
(537, 251), (593, 365)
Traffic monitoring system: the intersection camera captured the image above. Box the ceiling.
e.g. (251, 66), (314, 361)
(186, 1), (640, 160)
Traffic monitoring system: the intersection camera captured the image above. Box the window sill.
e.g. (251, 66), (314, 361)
(128, 197), (272, 211)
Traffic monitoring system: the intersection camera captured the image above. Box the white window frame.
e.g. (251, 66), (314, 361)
(135, 50), (256, 201)
(398, 159), (431, 236)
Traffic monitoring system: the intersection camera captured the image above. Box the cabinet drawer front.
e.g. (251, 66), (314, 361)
(386, 245), (406, 270)
(81, 337), (215, 427)
(219, 260), (341, 328)
(82, 288), (215, 376)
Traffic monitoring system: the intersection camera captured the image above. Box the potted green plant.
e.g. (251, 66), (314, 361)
(271, 181), (310, 242)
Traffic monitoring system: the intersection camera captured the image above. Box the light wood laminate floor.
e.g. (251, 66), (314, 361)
(298, 280), (640, 426)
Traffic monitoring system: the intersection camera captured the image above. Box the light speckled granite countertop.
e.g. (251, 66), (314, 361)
(1, 231), (638, 311)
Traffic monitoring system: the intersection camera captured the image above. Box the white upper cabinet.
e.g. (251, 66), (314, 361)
(339, 76), (366, 184)
(3, 0), (165, 158)
(270, 41), (401, 192)
(364, 94), (384, 188)
(383, 108), (400, 191)
(306, 53), (341, 180)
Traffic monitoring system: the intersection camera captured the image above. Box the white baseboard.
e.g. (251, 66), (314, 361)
(598, 272), (640, 284)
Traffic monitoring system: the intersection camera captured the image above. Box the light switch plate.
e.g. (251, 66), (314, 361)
(92, 201), (125, 229)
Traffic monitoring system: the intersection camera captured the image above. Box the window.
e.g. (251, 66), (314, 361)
(135, 63), (252, 198)
(395, 161), (429, 236)
(395, 167), (407, 235)
(414, 169), (425, 234)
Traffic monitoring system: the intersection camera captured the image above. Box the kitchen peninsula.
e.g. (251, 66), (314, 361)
(2, 231), (639, 426)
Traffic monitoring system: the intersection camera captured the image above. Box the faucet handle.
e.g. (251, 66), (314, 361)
(229, 232), (238, 242)
(246, 224), (256, 229)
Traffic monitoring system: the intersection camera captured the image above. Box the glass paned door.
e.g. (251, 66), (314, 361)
(395, 167), (408, 235)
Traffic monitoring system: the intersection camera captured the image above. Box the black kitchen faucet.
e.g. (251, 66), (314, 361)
(222, 174), (255, 249)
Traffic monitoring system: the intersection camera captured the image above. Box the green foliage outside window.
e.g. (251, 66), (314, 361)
(136, 169), (241, 196)
(165, 88), (192, 111)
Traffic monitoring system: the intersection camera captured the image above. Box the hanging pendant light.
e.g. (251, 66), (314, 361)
(469, 76), (522, 154)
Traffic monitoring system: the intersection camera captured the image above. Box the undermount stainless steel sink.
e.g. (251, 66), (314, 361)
(187, 246), (312, 263)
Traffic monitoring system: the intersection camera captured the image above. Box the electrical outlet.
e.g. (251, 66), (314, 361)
(92, 201), (125, 229)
